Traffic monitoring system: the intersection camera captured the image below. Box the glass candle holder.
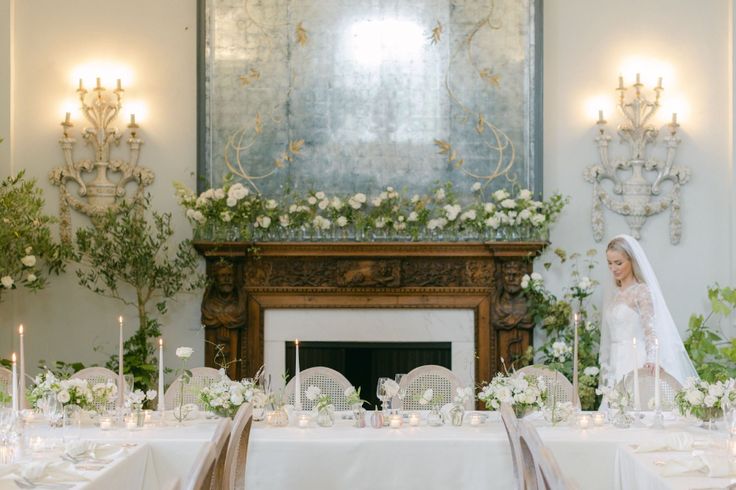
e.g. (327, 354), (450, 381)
(297, 413), (311, 428)
(576, 414), (591, 430)
(592, 412), (606, 427)
(408, 412), (421, 427)
(389, 414), (403, 429)
(469, 413), (484, 426)
(99, 416), (113, 430)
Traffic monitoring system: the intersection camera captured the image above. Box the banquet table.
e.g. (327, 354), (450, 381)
(0, 415), (225, 489)
(245, 412), (736, 490)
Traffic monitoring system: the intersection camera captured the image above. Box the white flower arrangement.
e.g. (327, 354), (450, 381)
(91, 381), (118, 408)
(674, 378), (735, 420)
(175, 347), (193, 359)
(382, 379), (401, 399)
(453, 386), (474, 406)
(344, 386), (367, 407)
(595, 385), (630, 412)
(126, 389), (157, 411)
(416, 388), (443, 407)
(550, 341), (572, 362)
(199, 371), (255, 418)
(305, 385), (333, 412)
(477, 373), (547, 414)
(175, 180), (567, 242)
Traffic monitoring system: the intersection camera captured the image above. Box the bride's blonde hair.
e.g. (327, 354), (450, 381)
(606, 237), (645, 287)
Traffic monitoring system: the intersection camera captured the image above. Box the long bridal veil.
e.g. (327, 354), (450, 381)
(600, 234), (698, 386)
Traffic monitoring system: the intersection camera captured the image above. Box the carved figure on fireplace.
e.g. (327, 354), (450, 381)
(492, 260), (534, 367)
(201, 260), (247, 329)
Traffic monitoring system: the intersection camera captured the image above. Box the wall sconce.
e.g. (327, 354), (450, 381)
(49, 77), (154, 242)
(583, 74), (690, 244)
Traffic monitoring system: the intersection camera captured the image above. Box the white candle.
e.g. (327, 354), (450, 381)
(671, 113), (678, 125)
(116, 79), (122, 91)
(618, 75), (624, 89)
(18, 325), (26, 409)
(297, 414), (310, 428)
(96, 77), (102, 89)
(577, 414), (591, 430)
(469, 414), (483, 426)
(389, 415), (402, 428)
(158, 338), (165, 412)
(294, 339), (302, 411)
(635, 73), (641, 84)
(654, 338), (661, 411)
(593, 412), (605, 426)
(130, 114), (136, 126)
(78, 78), (84, 91)
(633, 337), (640, 410)
(11, 353), (17, 413)
(597, 110), (604, 123)
(409, 413), (421, 426)
(118, 316), (125, 409)
(572, 312), (580, 409)
(99, 417), (113, 430)
(657, 77), (663, 90)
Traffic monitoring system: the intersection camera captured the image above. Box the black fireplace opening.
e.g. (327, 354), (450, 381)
(285, 341), (451, 408)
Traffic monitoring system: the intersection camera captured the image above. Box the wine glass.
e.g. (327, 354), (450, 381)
(0, 408), (15, 444)
(43, 392), (63, 428)
(376, 377), (391, 412)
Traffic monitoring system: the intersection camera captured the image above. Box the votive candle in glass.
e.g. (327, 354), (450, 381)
(99, 417), (113, 430)
(592, 412), (605, 427)
(297, 414), (311, 428)
(470, 414), (484, 426)
(389, 414), (402, 428)
(577, 414), (591, 430)
(408, 412), (421, 426)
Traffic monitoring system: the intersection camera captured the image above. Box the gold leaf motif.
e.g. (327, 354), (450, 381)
(255, 112), (263, 134)
(274, 159), (284, 169)
(476, 114), (486, 134)
(479, 68), (500, 87)
(430, 21), (443, 45)
(288, 139), (304, 154)
(296, 22), (308, 46)
(239, 68), (261, 86)
(434, 139), (452, 155)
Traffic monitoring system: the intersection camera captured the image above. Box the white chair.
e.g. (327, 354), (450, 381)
(516, 365), (579, 407)
(619, 367), (681, 410)
(518, 418), (576, 490)
(209, 417), (232, 490)
(164, 367), (221, 410)
(183, 443), (217, 490)
(71, 367), (127, 413)
(285, 367), (353, 411)
(222, 402), (253, 490)
(500, 403), (526, 490)
(396, 365), (472, 410)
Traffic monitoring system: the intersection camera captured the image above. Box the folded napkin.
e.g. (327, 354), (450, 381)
(0, 461), (89, 483)
(634, 432), (695, 452)
(662, 452), (736, 478)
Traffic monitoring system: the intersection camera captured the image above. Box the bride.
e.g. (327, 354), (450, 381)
(598, 234), (697, 393)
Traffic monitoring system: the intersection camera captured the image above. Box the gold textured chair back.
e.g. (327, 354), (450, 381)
(222, 402), (253, 490)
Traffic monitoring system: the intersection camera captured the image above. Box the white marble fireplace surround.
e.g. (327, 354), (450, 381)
(264, 309), (475, 391)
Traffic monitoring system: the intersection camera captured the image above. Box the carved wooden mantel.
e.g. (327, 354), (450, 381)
(193, 241), (546, 392)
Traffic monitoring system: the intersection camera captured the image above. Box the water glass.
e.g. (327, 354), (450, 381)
(43, 392), (63, 428)
(376, 377), (391, 411)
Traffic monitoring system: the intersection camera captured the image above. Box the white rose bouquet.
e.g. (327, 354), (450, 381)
(477, 373), (547, 417)
(199, 371), (255, 418)
(675, 378), (735, 421)
(28, 371), (94, 410)
(305, 385), (333, 412)
(126, 389), (157, 411)
(595, 385), (630, 412)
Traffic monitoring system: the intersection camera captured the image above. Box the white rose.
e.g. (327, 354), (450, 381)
(230, 393), (244, 406)
(518, 189), (533, 200)
(348, 198), (362, 210)
(256, 216), (271, 228)
(685, 389), (704, 405)
(434, 188), (446, 201)
(265, 199), (278, 210)
(318, 199), (329, 210)
(305, 385), (321, 401)
(501, 199), (517, 209)
(493, 189), (509, 201)
(213, 189), (226, 200)
(226, 197), (237, 207)
(25, 246), (32, 254)
(704, 395), (717, 408)
(146, 390), (158, 400)
(336, 216), (348, 227)
(57, 390), (71, 404)
(407, 211), (418, 222)
(583, 366), (599, 376)
(371, 197), (383, 207)
(21, 255), (36, 267)
(315, 191), (326, 200)
(176, 347), (194, 359)
(307, 196), (317, 205)
(530, 272), (543, 281)
(471, 182), (482, 192)
(344, 386), (356, 398)
(220, 211), (232, 223)
(410, 194), (420, 204)
(279, 215), (290, 227)
(354, 193), (367, 203)
(26, 273), (37, 283)
(331, 197), (343, 210)
(1, 276), (13, 289)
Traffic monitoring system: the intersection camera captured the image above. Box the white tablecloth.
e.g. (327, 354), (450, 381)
(6, 416), (224, 490)
(245, 413), (681, 490)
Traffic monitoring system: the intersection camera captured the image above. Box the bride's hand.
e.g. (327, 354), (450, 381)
(643, 362), (656, 375)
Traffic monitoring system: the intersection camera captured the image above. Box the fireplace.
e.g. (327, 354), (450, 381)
(194, 241), (544, 407)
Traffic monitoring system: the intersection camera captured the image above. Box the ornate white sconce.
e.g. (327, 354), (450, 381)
(583, 74), (690, 244)
(49, 77), (154, 242)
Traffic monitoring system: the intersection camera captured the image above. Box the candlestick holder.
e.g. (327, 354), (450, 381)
(583, 74), (690, 244)
(49, 78), (154, 242)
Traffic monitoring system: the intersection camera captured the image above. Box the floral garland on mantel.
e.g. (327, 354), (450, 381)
(175, 180), (567, 242)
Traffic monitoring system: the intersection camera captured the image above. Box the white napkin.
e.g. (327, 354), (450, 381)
(18, 461), (88, 483)
(64, 440), (91, 458)
(634, 432), (694, 452)
(661, 452), (736, 478)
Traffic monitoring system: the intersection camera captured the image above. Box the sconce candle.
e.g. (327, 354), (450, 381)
(96, 77), (102, 89)
(78, 78), (84, 91)
(618, 76), (624, 89)
(597, 110), (604, 124)
(657, 77), (663, 90)
(635, 73), (641, 84)
(671, 113), (678, 125)
(64, 112), (71, 125)
(129, 114), (136, 126)
(116, 79), (122, 91)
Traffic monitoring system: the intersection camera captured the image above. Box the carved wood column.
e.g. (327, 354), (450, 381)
(193, 242), (545, 392)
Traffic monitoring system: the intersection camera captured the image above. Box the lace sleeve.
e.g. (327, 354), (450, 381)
(634, 284), (658, 363)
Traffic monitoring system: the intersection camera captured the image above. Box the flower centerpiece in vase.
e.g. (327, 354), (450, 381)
(305, 386), (334, 427)
(345, 386), (368, 427)
(478, 373), (546, 419)
(416, 388), (444, 426)
(675, 378), (735, 429)
(596, 384), (632, 428)
(450, 387), (474, 426)
(173, 347), (193, 423)
(127, 389), (157, 427)
(199, 370), (255, 418)
(90, 381), (118, 416)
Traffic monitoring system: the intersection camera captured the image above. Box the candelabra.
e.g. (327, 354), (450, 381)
(583, 74), (690, 244)
(49, 77), (154, 242)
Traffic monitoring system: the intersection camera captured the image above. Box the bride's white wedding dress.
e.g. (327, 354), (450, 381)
(600, 283), (657, 388)
(598, 235), (698, 400)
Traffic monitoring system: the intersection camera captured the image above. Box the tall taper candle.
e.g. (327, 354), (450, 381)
(19, 325), (26, 409)
(118, 316), (124, 409)
(654, 338), (661, 410)
(11, 353), (17, 413)
(158, 338), (165, 412)
(572, 312), (580, 409)
(294, 339), (302, 411)
(633, 337), (640, 410)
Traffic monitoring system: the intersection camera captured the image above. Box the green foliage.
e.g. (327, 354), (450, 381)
(74, 195), (205, 392)
(0, 171), (68, 301)
(523, 249), (602, 410)
(37, 359), (87, 379)
(684, 285), (736, 382)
